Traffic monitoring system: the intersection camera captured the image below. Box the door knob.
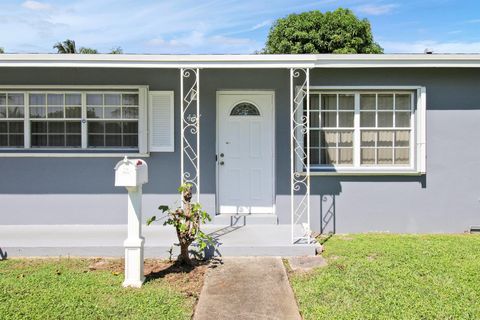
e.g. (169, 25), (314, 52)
(219, 161), (225, 166)
(220, 153), (224, 157)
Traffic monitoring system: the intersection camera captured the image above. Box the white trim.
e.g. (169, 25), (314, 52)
(0, 152), (149, 158)
(215, 90), (276, 216)
(1, 54), (480, 69)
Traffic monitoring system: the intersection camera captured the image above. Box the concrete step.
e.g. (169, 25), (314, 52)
(0, 224), (318, 258)
(213, 214), (278, 226)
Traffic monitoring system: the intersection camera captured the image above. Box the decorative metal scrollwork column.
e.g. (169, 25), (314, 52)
(290, 68), (311, 244)
(180, 68), (200, 203)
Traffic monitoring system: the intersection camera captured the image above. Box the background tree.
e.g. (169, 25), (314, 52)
(264, 8), (383, 54)
(110, 47), (123, 54)
(78, 47), (98, 54)
(53, 39), (100, 54)
(0, 47), (4, 54)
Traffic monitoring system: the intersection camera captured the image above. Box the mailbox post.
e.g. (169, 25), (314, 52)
(114, 156), (148, 288)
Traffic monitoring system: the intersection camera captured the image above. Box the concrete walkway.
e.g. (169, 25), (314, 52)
(194, 257), (301, 320)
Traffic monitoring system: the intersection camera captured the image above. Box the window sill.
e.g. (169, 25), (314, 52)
(0, 152), (150, 158)
(302, 168), (424, 176)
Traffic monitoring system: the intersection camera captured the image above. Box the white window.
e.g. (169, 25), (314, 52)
(0, 87), (148, 155)
(306, 88), (426, 174)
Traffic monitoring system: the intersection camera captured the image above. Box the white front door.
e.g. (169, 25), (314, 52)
(217, 91), (274, 214)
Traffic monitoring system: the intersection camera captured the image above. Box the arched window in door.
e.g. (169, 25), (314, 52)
(230, 102), (260, 116)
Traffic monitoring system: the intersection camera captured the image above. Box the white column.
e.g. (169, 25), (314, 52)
(123, 185), (145, 288)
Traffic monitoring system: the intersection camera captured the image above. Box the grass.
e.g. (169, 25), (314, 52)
(0, 258), (205, 320)
(289, 234), (480, 320)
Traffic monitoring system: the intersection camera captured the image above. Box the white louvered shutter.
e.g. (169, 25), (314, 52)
(149, 91), (174, 152)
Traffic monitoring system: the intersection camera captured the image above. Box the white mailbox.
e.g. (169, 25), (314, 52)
(115, 157), (148, 187)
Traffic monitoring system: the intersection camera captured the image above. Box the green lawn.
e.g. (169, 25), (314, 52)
(0, 258), (202, 320)
(289, 234), (480, 320)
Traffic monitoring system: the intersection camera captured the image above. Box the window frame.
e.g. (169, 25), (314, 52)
(301, 86), (426, 175)
(0, 85), (149, 157)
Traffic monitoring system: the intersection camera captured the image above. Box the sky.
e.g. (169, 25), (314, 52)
(0, 0), (480, 54)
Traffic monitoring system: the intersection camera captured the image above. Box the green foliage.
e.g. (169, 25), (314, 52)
(53, 39), (77, 53)
(0, 259), (194, 319)
(78, 47), (99, 54)
(264, 8), (383, 54)
(148, 183), (213, 264)
(0, 47), (4, 54)
(110, 47), (123, 54)
(290, 234), (480, 319)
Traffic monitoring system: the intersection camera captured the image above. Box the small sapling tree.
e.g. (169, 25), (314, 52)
(147, 184), (212, 265)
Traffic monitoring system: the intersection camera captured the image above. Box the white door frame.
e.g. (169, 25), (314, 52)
(215, 90), (276, 215)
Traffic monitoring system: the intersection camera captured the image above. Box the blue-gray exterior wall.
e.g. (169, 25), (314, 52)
(0, 67), (479, 233)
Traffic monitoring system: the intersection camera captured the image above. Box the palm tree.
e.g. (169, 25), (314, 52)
(0, 47), (4, 53)
(53, 39), (77, 53)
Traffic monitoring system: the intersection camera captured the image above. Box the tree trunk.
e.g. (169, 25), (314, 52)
(177, 242), (192, 265)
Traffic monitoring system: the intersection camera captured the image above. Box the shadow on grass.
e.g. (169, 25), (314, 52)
(317, 233), (334, 245)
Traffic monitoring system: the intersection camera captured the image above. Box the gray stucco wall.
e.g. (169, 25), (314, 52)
(0, 67), (479, 233)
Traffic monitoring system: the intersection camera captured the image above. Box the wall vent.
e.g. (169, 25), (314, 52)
(470, 226), (480, 234)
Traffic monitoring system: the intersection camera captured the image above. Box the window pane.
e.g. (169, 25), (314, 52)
(310, 95), (319, 111)
(338, 131), (353, 147)
(395, 112), (410, 127)
(309, 148), (319, 164)
(8, 94), (24, 105)
(31, 135), (47, 147)
(105, 107), (121, 119)
(123, 122), (138, 133)
(8, 106), (24, 118)
(361, 148), (375, 164)
(0, 122), (6, 133)
(395, 148), (409, 164)
(105, 94), (121, 105)
(66, 122), (81, 133)
(47, 94), (63, 106)
(338, 148), (353, 165)
(122, 94), (139, 106)
(310, 112), (319, 127)
(87, 107), (103, 118)
(378, 112), (393, 127)
(30, 107), (46, 118)
(65, 93), (81, 105)
(360, 94), (375, 110)
(378, 94), (393, 110)
(49, 122), (65, 134)
(88, 122), (105, 134)
(310, 130), (319, 147)
(0, 107), (6, 118)
(378, 131), (393, 147)
(361, 131), (376, 146)
(47, 106), (64, 118)
(9, 134), (24, 147)
(88, 135), (105, 147)
(123, 107), (138, 119)
(395, 131), (410, 147)
(339, 94), (354, 110)
(322, 131), (337, 147)
(396, 94), (411, 110)
(123, 135), (138, 147)
(324, 148), (337, 164)
(49, 135), (65, 147)
(9, 122), (24, 133)
(360, 112), (375, 127)
(87, 94), (103, 106)
(0, 135), (7, 146)
(106, 122), (121, 133)
(321, 94), (336, 110)
(66, 135), (81, 147)
(321, 112), (336, 127)
(65, 106), (81, 118)
(31, 121), (47, 134)
(0, 94), (6, 106)
(106, 135), (122, 147)
(338, 112), (354, 127)
(29, 94), (45, 106)
(378, 148), (393, 165)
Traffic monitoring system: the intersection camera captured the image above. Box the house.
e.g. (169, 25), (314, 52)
(0, 54), (479, 257)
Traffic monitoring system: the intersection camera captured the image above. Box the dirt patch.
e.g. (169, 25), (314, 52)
(88, 258), (210, 298)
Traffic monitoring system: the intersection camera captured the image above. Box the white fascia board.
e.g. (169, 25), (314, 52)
(0, 54), (480, 68)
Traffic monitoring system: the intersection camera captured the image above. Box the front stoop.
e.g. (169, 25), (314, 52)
(213, 213), (278, 226)
(0, 225), (318, 258)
